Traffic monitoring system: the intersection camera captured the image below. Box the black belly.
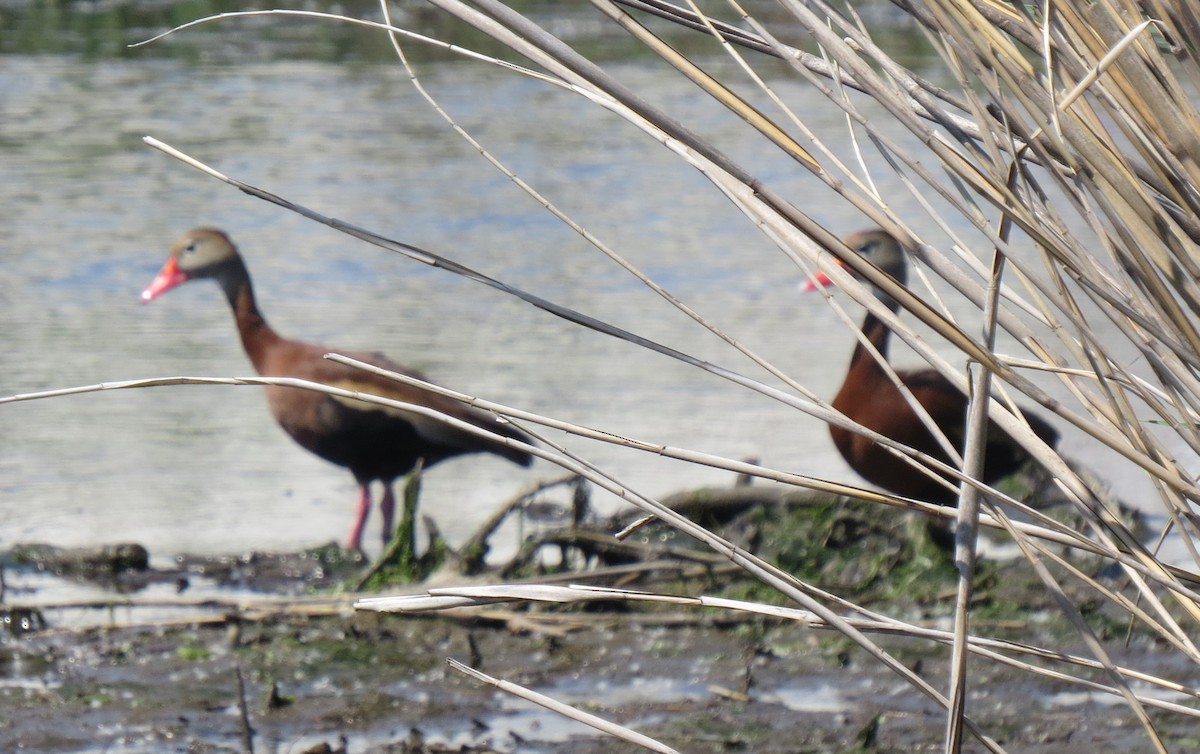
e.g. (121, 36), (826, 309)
(281, 395), (468, 484)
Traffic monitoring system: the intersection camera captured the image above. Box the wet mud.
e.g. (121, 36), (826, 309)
(2, 592), (1187, 753)
(0, 498), (1192, 753)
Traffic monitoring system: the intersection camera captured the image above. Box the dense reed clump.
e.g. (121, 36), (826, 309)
(342, 3), (1200, 752)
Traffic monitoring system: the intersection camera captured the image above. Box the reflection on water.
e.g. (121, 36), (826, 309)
(0, 4), (1153, 565)
(0, 0), (425, 61)
(0, 0), (745, 62)
(0, 1), (935, 64)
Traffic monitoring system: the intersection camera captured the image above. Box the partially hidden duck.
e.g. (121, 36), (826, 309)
(809, 229), (1058, 505)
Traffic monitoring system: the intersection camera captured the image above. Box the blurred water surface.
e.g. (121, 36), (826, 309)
(0, 3), (1163, 564)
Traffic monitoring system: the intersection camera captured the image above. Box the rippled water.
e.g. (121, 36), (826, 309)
(0, 9), (1168, 566)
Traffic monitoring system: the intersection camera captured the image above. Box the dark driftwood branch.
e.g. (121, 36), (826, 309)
(455, 474), (582, 575)
(497, 485), (837, 580)
(616, 485), (836, 529)
(499, 529), (729, 578)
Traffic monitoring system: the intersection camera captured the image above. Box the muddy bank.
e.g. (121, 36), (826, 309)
(2, 597), (1187, 753)
(0, 494), (1190, 753)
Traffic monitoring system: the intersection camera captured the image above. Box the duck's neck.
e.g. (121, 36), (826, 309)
(215, 259), (282, 374)
(847, 297), (897, 378)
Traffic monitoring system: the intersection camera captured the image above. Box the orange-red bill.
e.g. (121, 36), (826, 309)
(802, 255), (851, 292)
(141, 257), (188, 302)
(801, 269), (835, 292)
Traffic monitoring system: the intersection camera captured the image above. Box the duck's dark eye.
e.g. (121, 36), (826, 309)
(857, 240), (877, 255)
(182, 242), (197, 255)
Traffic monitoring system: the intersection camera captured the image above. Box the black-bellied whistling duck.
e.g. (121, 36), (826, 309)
(142, 228), (533, 552)
(810, 229), (1058, 506)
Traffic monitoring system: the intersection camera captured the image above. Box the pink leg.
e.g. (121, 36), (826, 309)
(379, 484), (396, 546)
(346, 484), (372, 552)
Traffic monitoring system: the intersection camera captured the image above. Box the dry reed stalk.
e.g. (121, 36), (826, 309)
(447, 658), (683, 753)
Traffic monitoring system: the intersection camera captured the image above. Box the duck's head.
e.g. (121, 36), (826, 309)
(802, 228), (908, 292)
(142, 227), (241, 302)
